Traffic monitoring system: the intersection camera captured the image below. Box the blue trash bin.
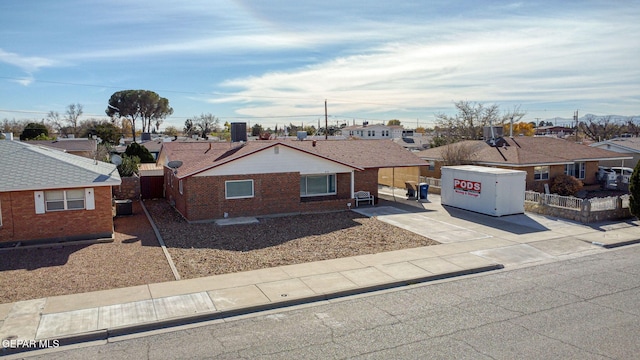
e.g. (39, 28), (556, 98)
(418, 183), (429, 200)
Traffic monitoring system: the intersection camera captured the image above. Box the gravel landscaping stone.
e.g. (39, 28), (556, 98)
(0, 201), (174, 304)
(0, 199), (438, 304)
(144, 199), (439, 279)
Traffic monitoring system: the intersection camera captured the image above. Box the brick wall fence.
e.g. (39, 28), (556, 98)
(113, 175), (140, 200)
(524, 197), (632, 223)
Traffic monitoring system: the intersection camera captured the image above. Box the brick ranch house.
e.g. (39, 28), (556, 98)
(0, 140), (121, 244)
(158, 139), (427, 221)
(416, 136), (631, 191)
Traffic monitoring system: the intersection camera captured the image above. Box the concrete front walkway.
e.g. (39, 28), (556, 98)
(1, 188), (638, 356)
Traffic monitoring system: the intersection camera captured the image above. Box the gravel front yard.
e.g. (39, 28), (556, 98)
(145, 199), (439, 279)
(0, 199), (438, 304)
(0, 201), (174, 304)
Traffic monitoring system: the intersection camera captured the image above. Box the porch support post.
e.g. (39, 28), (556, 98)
(350, 170), (355, 199)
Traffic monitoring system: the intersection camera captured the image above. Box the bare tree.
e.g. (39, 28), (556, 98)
(623, 118), (640, 137)
(435, 101), (525, 142)
(185, 113), (220, 138)
(64, 103), (83, 137)
(46, 110), (63, 134)
(579, 115), (622, 141)
(2, 118), (23, 135)
(439, 141), (481, 166)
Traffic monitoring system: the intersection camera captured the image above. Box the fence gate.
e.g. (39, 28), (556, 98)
(140, 176), (164, 199)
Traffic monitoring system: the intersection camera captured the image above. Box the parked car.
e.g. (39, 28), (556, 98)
(610, 167), (634, 176)
(597, 166), (616, 182)
(610, 167), (634, 184)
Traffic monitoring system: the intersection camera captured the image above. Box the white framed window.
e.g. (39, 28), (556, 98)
(44, 189), (85, 211)
(534, 166), (550, 180)
(225, 180), (254, 199)
(0, 200), (3, 227)
(300, 174), (336, 196)
(564, 162), (585, 179)
(179, 179), (183, 195)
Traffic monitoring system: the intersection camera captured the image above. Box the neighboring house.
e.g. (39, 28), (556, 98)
(342, 124), (429, 151)
(343, 124), (417, 140)
(534, 126), (575, 137)
(158, 139), (426, 221)
(343, 124), (395, 139)
(28, 138), (97, 159)
(0, 140), (121, 244)
(416, 136), (631, 191)
(589, 137), (640, 169)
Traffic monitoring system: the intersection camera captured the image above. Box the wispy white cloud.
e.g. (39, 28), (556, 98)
(11, 76), (34, 86)
(0, 49), (58, 75)
(211, 12), (640, 120)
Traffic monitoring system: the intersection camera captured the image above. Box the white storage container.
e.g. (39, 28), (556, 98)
(441, 165), (526, 216)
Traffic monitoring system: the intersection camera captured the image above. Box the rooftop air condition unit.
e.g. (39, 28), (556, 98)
(231, 122), (248, 142)
(297, 131), (307, 140)
(483, 126), (503, 140)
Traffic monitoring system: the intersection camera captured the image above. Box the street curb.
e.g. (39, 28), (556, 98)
(592, 238), (640, 249)
(1, 263), (503, 356)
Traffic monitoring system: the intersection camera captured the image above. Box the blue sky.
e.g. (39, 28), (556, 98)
(1, 0), (639, 131)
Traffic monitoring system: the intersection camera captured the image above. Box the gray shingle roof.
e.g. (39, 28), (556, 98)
(0, 140), (121, 192)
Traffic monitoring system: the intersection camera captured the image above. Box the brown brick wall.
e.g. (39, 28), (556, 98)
(0, 187), (114, 243)
(355, 169), (379, 199)
(164, 168), (188, 219)
(171, 170), (377, 221)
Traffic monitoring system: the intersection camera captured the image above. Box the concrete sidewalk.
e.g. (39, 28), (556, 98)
(1, 188), (639, 356)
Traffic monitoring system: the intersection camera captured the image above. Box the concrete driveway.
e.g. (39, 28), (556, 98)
(355, 188), (638, 268)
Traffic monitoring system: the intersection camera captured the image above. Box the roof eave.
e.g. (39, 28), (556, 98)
(574, 156), (634, 161)
(475, 161), (573, 167)
(1, 180), (122, 193)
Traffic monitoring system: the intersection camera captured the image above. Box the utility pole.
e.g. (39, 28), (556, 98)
(325, 99), (328, 140)
(573, 110), (579, 142)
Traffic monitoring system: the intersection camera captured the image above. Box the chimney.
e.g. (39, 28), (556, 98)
(312, 140), (317, 147)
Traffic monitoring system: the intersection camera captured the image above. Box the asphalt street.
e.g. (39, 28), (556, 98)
(21, 243), (640, 360)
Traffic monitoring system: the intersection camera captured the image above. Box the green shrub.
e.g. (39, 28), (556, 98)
(20, 123), (49, 140)
(550, 174), (583, 196)
(124, 142), (155, 163)
(117, 155), (140, 177)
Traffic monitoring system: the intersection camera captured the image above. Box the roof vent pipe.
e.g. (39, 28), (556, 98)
(510, 116), (514, 137)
